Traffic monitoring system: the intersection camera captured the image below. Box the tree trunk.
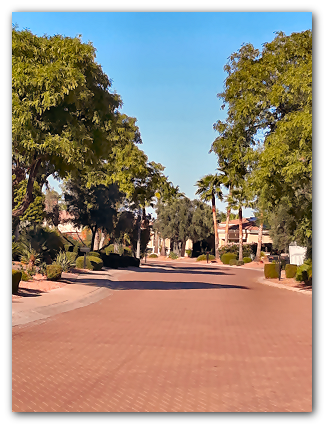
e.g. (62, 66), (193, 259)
(93, 229), (100, 251)
(180, 240), (186, 257)
(154, 230), (158, 254)
(238, 207), (243, 261)
(99, 231), (106, 250)
(255, 218), (263, 262)
(136, 207), (141, 259)
(225, 207), (231, 245)
(161, 238), (166, 256)
(90, 225), (97, 251)
(212, 196), (219, 259)
(12, 158), (42, 217)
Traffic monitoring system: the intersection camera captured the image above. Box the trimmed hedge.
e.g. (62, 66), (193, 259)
(237, 260), (244, 266)
(264, 263), (280, 279)
(243, 257), (252, 263)
(168, 252), (178, 260)
(229, 258), (237, 266)
(285, 264), (297, 279)
(105, 245), (115, 255)
(89, 251), (101, 258)
(221, 253), (237, 265)
(12, 270), (22, 294)
(196, 254), (216, 261)
(100, 253), (140, 269)
(46, 264), (62, 281)
(76, 255), (103, 271)
(149, 253), (158, 258)
(295, 260), (312, 284)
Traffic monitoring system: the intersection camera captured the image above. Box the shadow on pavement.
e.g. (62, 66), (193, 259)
(117, 264), (235, 277)
(12, 287), (44, 300)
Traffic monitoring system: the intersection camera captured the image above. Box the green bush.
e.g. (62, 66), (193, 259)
(221, 253), (237, 265)
(264, 263), (280, 279)
(123, 247), (133, 257)
(196, 254), (216, 261)
(89, 251), (101, 258)
(149, 253), (158, 258)
(76, 255), (103, 271)
(185, 249), (192, 258)
(105, 245), (115, 255)
(21, 270), (31, 281)
(66, 251), (77, 266)
(53, 251), (73, 272)
(168, 252), (178, 260)
(243, 257), (252, 263)
(46, 264), (62, 281)
(295, 261), (312, 284)
(237, 260), (244, 266)
(285, 264), (297, 279)
(229, 258), (237, 266)
(219, 244), (253, 259)
(12, 270), (22, 294)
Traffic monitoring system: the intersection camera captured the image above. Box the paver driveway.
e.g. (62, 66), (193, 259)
(12, 262), (312, 412)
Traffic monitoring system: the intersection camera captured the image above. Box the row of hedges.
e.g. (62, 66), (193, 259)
(264, 261), (312, 284)
(12, 264), (63, 294)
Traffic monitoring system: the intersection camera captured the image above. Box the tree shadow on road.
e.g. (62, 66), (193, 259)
(12, 287), (44, 300)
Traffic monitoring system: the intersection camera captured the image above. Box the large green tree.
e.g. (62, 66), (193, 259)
(12, 28), (123, 218)
(212, 30), (312, 256)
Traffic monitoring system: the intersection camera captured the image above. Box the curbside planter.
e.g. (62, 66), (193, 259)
(285, 264), (297, 279)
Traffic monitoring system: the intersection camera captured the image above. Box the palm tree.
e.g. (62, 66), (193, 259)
(195, 174), (223, 259)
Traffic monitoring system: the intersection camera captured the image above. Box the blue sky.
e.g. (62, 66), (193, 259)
(12, 12), (312, 216)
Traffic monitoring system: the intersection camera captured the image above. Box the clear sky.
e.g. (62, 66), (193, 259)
(12, 11), (312, 216)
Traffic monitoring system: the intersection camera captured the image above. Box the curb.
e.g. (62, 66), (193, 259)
(257, 276), (312, 295)
(12, 271), (119, 328)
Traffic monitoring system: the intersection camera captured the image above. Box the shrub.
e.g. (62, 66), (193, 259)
(219, 244), (253, 259)
(185, 249), (192, 258)
(19, 226), (64, 262)
(264, 263), (280, 279)
(105, 245), (115, 255)
(285, 264), (297, 279)
(149, 253), (158, 258)
(237, 260), (244, 266)
(295, 261), (312, 284)
(123, 247), (133, 257)
(101, 253), (140, 269)
(66, 251), (77, 266)
(221, 253), (237, 265)
(75, 255), (103, 271)
(12, 270), (22, 294)
(46, 264), (62, 281)
(229, 258), (237, 266)
(21, 270), (31, 281)
(196, 254), (215, 261)
(89, 251), (101, 258)
(168, 252), (178, 260)
(243, 257), (252, 263)
(53, 250), (73, 272)
(64, 244), (74, 252)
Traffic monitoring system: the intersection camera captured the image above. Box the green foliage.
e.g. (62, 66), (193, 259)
(38, 262), (47, 276)
(196, 254), (215, 261)
(106, 245), (115, 254)
(168, 252), (178, 260)
(123, 247), (133, 257)
(75, 255), (103, 271)
(66, 252), (77, 267)
(12, 270), (22, 294)
(221, 253), (237, 265)
(285, 264), (297, 279)
(53, 251), (73, 272)
(264, 264), (280, 279)
(89, 251), (101, 258)
(219, 244), (253, 259)
(185, 249), (192, 258)
(21, 270), (32, 281)
(19, 243), (42, 267)
(243, 257), (252, 263)
(46, 264), (62, 281)
(13, 180), (45, 225)
(295, 261), (312, 284)
(149, 253), (158, 258)
(229, 259), (237, 266)
(237, 260), (244, 266)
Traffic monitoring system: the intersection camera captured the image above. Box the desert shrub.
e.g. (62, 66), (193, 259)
(66, 251), (77, 266)
(221, 253), (237, 265)
(46, 264), (62, 281)
(219, 244), (253, 259)
(168, 252), (178, 260)
(295, 261), (312, 284)
(285, 264), (297, 279)
(53, 251), (73, 272)
(76, 255), (103, 271)
(243, 257), (252, 263)
(12, 270), (22, 294)
(229, 258), (237, 266)
(149, 253), (158, 258)
(105, 245), (115, 255)
(264, 263), (280, 279)
(185, 249), (192, 258)
(237, 260), (244, 266)
(89, 251), (101, 258)
(196, 254), (215, 261)
(38, 262), (47, 276)
(21, 270), (32, 281)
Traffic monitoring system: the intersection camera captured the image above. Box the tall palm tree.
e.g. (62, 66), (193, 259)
(195, 174), (223, 259)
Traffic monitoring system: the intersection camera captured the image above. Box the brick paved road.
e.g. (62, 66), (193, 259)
(12, 262), (312, 412)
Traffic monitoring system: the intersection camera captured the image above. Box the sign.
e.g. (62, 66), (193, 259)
(80, 247), (90, 253)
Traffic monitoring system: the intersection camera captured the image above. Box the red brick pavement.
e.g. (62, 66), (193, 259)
(12, 262), (312, 412)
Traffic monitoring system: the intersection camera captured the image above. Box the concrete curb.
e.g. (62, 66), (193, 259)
(257, 276), (312, 295)
(12, 270), (120, 327)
